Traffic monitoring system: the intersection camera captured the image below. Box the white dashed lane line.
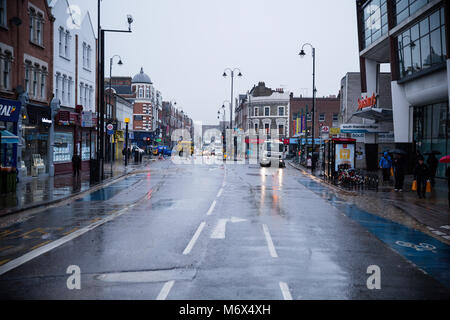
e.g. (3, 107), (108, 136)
(182, 222), (206, 255)
(262, 224), (278, 258)
(156, 280), (175, 300)
(206, 200), (217, 216)
(279, 282), (293, 300)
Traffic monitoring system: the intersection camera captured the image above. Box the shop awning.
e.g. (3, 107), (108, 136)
(353, 107), (393, 122)
(0, 130), (19, 144)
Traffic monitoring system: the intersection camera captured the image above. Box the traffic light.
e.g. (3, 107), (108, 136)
(146, 137), (151, 145)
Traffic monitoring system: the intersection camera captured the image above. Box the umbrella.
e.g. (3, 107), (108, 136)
(424, 150), (442, 155)
(439, 155), (450, 163)
(389, 149), (407, 155)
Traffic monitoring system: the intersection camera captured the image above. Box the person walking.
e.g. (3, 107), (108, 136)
(72, 152), (81, 177)
(427, 153), (439, 186)
(413, 155), (429, 199)
(393, 154), (405, 192)
(379, 151), (392, 184)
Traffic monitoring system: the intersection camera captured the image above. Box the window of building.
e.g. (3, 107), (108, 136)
(80, 82), (84, 105)
(32, 67), (38, 97)
(278, 106), (284, 116)
(29, 7), (44, 46)
(0, 51), (12, 90)
(307, 113), (312, 121)
(264, 123), (270, 134)
(264, 106), (270, 116)
(254, 107), (258, 117)
(292, 112), (298, 121)
(333, 113), (339, 121)
(68, 77), (72, 104)
(319, 113), (325, 121)
(84, 84), (89, 107)
(134, 115), (143, 121)
(82, 42), (87, 68)
(55, 73), (60, 99)
(397, 7), (446, 79)
(54, 132), (74, 163)
(146, 87), (150, 98)
(363, 0), (388, 49)
(65, 31), (70, 59)
(395, 0), (430, 26)
(40, 67), (46, 99)
(278, 124), (284, 135)
(59, 27), (64, 56)
(254, 123), (258, 133)
(0, 0), (6, 28)
(139, 88), (143, 98)
(89, 86), (93, 109)
(86, 45), (91, 69)
(62, 75), (66, 103)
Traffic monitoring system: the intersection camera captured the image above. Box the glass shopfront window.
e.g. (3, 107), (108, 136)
(54, 132), (73, 163)
(81, 131), (95, 161)
(363, 0), (388, 49)
(396, 7), (446, 79)
(413, 102), (449, 178)
(395, 0), (430, 26)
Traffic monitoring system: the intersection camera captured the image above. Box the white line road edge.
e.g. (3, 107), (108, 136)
(206, 200), (217, 216)
(0, 207), (131, 276)
(262, 224), (278, 258)
(156, 280), (175, 300)
(279, 282), (293, 300)
(183, 222), (206, 255)
(217, 188), (224, 198)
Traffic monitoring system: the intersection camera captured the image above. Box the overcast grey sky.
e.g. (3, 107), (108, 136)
(69, 0), (361, 124)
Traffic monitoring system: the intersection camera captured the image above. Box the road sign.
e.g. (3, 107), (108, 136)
(106, 123), (114, 135)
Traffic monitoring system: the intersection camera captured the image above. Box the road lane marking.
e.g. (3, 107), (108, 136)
(0, 259), (10, 266)
(217, 188), (223, 198)
(156, 280), (175, 300)
(30, 240), (51, 251)
(262, 224), (278, 258)
(206, 200), (217, 216)
(279, 282), (293, 300)
(183, 222), (206, 255)
(432, 230), (447, 236)
(211, 219), (228, 239)
(0, 207), (129, 276)
(211, 217), (247, 239)
(440, 225), (450, 230)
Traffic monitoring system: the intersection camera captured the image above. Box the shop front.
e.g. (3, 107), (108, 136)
(21, 103), (52, 177)
(54, 108), (96, 175)
(413, 101), (449, 178)
(0, 98), (21, 193)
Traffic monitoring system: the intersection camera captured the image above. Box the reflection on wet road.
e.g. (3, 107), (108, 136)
(0, 160), (449, 299)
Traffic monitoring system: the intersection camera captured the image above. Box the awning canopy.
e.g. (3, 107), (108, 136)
(353, 107), (393, 122)
(0, 130), (19, 144)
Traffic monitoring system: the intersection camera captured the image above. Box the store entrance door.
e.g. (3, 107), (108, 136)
(365, 144), (378, 172)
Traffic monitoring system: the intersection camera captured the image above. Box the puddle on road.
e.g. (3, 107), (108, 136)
(297, 176), (450, 289)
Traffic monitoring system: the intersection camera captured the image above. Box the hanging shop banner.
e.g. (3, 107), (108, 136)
(335, 143), (355, 171)
(0, 98), (22, 122)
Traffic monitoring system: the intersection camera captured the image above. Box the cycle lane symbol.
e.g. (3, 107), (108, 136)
(395, 241), (437, 253)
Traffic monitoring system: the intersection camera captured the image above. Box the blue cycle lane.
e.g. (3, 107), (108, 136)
(0, 174), (150, 269)
(296, 175), (450, 290)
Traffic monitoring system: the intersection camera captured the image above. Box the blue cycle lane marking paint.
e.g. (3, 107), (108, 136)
(77, 174), (144, 202)
(297, 176), (450, 289)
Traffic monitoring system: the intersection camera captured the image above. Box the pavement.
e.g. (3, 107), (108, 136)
(0, 157), (449, 299)
(0, 156), (156, 218)
(288, 160), (450, 245)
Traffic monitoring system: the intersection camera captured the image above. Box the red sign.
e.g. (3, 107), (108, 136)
(357, 93), (377, 110)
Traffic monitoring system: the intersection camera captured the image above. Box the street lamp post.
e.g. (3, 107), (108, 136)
(124, 117), (129, 166)
(223, 68), (242, 161)
(299, 43), (316, 174)
(96, 0), (133, 181)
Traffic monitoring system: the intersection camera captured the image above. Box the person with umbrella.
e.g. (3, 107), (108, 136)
(379, 151), (392, 184)
(413, 155), (429, 199)
(440, 155), (450, 207)
(426, 152), (439, 186)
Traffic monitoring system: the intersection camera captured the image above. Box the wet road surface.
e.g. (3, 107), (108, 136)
(0, 159), (449, 299)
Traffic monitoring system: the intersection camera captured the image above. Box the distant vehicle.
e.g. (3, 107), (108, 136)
(176, 140), (194, 156)
(260, 140), (285, 168)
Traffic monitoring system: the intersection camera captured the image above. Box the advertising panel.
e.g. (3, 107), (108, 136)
(335, 143), (355, 171)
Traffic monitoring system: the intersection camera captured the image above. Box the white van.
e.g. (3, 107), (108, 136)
(260, 140), (285, 168)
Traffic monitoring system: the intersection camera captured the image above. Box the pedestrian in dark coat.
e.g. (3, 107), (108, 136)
(393, 155), (405, 191)
(427, 154), (439, 186)
(72, 153), (81, 177)
(413, 156), (429, 199)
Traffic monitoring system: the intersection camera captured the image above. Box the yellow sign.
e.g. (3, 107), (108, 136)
(330, 128), (340, 135)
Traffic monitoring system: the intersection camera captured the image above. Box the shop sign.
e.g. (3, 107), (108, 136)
(330, 127), (340, 135)
(81, 111), (94, 128)
(378, 132), (395, 143)
(357, 93), (377, 110)
(321, 126), (329, 133)
(340, 123), (380, 133)
(0, 98), (21, 122)
(351, 133), (365, 143)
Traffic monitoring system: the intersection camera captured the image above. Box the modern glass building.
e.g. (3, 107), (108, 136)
(356, 0), (449, 177)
